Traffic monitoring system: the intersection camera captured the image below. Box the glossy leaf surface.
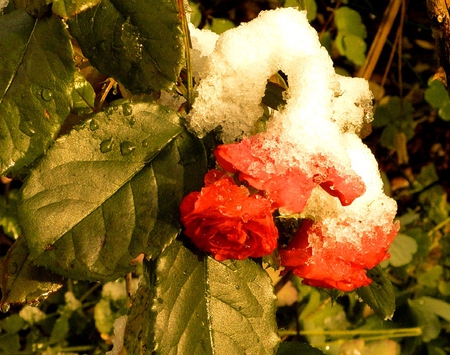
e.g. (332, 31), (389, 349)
(68, 0), (184, 93)
(18, 102), (206, 281)
(125, 239), (280, 354)
(0, 10), (76, 175)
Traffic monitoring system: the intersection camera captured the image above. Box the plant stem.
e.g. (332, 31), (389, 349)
(177, 0), (194, 112)
(278, 327), (422, 339)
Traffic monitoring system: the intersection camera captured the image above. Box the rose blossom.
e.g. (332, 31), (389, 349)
(179, 170), (278, 261)
(214, 134), (365, 213)
(280, 218), (399, 291)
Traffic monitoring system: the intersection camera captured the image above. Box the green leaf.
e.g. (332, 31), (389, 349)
(125, 238), (279, 354)
(424, 79), (450, 109)
(334, 7), (367, 39)
(205, 18), (235, 34)
(373, 96), (414, 128)
(438, 100), (450, 121)
(409, 298), (441, 342)
(387, 233), (418, 267)
(277, 341), (325, 355)
(71, 71), (95, 115)
(0, 10), (77, 175)
(52, 0), (102, 20)
(356, 265), (395, 320)
(415, 297), (450, 322)
(0, 189), (22, 239)
(336, 33), (367, 67)
(68, 0), (184, 93)
(0, 236), (64, 311)
(18, 101), (206, 281)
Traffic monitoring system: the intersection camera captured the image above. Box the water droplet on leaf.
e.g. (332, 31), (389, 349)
(120, 141), (135, 155)
(100, 138), (113, 153)
(89, 119), (99, 131)
(40, 88), (53, 101)
(122, 104), (133, 116)
(142, 138), (150, 147)
(19, 120), (36, 137)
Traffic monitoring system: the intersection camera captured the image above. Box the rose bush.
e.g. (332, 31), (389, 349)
(179, 169), (278, 261)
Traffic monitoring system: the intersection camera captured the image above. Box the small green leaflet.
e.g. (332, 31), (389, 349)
(18, 101), (206, 282)
(0, 10), (76, 175)
(356, 265), (395, 320)
(68, 0), (185, 93)
(387, 233), (418, 267)
(125, 238), (280, 355)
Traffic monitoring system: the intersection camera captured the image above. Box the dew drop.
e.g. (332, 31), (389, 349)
(122, 103), (133, 116)
(120, 141), (136, 155)
(129, 116), (136, 126)
(100, 138), (113, 153)
(40, 88), (53, 101)
(235, 285), (240, 290)
(142, 138), (151, 147)
(89, 119), (99, 131)
(19, 120), (36, 137)
(0, 304), (10, 313)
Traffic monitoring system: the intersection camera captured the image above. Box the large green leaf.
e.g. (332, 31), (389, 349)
(0, 236), (64, 311)
(0, 10), (76, 175)
(125, 238), (280, 355)
(18, 101), (206, 281)
(67, 0), (184, 93)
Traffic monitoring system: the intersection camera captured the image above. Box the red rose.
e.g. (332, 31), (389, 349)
(214, 134), (365, 213)
(180, 170), (278, 261)
(280, 218), (399, 291)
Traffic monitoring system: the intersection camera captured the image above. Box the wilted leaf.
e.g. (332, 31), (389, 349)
(0, 10), (76, 175)
(0, 236), (64, 311)
(18, 101), (206, 281)
(68, 0), (184, 93)
(52, 0), (101, 20)
(125, 238), (279, 355)
(356, 265), (395, 320)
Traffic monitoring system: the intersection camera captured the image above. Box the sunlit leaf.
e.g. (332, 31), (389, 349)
(356, 265), (395, 320)
(0, 10), (76, 175)
(334, 7), (366, 39)
(52, 0), (101, 20)
(205, 18), (235, 34)
(18, 101), (206, 281)
(71, 71), (95, 115)
(68, 0), (184, 93)
(0, 236), (64, 311)
(387, 233), (418, 267)
(125, 238), (279, 354)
